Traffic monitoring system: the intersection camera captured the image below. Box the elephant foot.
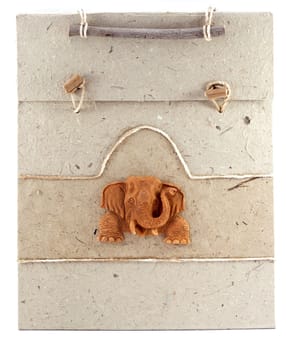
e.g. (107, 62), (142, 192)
(98, 212), (125, 243)
(163, 215), (191, 245)
(164, 237), (189, 245)
(98, 232), (124, 243)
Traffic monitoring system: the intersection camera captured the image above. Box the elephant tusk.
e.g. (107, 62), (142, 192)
(129, 220), (137, 235)
(151, 229), (159, 236)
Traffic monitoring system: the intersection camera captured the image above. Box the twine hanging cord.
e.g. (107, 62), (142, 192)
(203, 7), (216, 41)
(19, 125), (272, 182)
(79, 9), (88, 38)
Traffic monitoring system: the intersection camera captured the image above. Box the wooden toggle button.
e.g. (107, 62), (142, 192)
(64, 74), (85, 94)
(205, 81), (231, 113)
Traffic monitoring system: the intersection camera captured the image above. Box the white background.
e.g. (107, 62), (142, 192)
(0, 0), (285, 349)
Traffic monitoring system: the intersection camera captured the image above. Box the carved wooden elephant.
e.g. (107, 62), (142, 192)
(98, 176), (190, 245)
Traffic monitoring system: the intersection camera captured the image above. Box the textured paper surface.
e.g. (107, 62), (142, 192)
(17, 12), (274, 330)
(19, 260), (274, 330)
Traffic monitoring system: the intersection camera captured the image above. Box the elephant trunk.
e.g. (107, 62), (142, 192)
(135, 189), (170, 229)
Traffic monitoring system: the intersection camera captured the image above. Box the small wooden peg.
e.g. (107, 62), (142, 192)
(205, 81), (231, 113)
(64, 74), (84, 94)
(205, 86), (228, 100)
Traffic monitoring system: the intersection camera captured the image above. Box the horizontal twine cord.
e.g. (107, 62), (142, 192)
(19, 125), (272, 181)
(18, 257), (274, 264)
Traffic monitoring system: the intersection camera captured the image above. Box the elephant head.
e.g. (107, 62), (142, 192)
(101, 176), (185, 235)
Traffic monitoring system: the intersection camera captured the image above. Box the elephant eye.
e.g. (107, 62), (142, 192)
(168, 188), (177, 196)
(127, 197), (135, 205)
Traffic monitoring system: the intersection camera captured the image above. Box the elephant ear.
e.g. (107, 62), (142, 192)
(101, 182), (126, 219)
(162, 183), (185, 217)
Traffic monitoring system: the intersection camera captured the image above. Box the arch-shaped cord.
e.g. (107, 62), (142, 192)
(19, 125), (271, 181)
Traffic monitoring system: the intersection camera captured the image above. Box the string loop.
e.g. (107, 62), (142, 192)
(70, 81), (85, 113)
(63, 74), (86, 113)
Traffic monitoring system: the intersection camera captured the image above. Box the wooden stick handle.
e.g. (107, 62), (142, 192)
(69, 25), (225, 39)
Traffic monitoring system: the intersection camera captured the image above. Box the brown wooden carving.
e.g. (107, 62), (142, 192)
(99, 176), (190, 245)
